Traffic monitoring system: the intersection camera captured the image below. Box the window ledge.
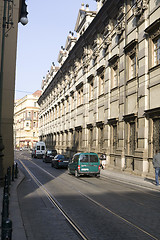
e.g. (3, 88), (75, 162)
(98, 93), (104, 98)
(126, 76), (137, 84)
(89, 99), (94, 103)
(110, 86), (118, 92)
(77, 104), (84, 108)
(149, 63), (160, 73)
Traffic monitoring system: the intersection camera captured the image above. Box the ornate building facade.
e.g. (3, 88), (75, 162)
(38, 1), (160, 177)
(14, 91), (41, 149)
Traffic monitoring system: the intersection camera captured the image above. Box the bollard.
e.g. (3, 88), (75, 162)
(1, 218), (12, 240)
(4, 175), (8, 186)
(7, 167), (11, 185)
(1, 193), (9, 226)
(11, 164), (14, 182)
(3, 185), (9, 197)
(15, 163), (18, 179)
(4, 175), (9, 195)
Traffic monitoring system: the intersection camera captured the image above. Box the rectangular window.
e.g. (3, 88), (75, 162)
(75, 129), (82, 148)
(154, 37), (160, 66)
(113, 124), (117, 152)
(145, 21), (160, 69)
(130, 53), (136, 79)
(62, 133), (64, 146)
(89, 80), (94, 100)
(62, 102), (64, 115)
(153, 119), (160, 153)
(77, 87), (83, 106)
(58, 105), (60, 118)
(100, 127), (104, 150)
(99, 72), (104, 95)
(112, 65), (118, 88)
(89, 128), (93, 149)
(71, 94), (74, 110)
(66, 98), (69, 113)
(129, 122), (136, 155)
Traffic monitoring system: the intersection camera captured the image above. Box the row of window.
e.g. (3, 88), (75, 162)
(44, 117), (160, 156)
(41, 34), (160, 125)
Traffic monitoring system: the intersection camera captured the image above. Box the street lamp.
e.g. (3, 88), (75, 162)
(20, 0), (28, 25)
(0, 0), (28, 186)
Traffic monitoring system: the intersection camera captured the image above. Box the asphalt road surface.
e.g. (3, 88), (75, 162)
(15, 150), (160, 240)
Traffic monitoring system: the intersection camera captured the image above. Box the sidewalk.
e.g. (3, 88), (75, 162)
(0, 168), (159, 240)
(0, 170), (27, 240)
(101, 168), (160, 191)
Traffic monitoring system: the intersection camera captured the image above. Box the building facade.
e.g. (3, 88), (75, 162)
(38, 0), (160, 177)
(14, 91), (41, 149)
(0, 0), (28, 183)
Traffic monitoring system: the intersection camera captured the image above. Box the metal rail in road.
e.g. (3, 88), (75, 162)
(18, 158), (159, 240)
(18, 159), (89, 240)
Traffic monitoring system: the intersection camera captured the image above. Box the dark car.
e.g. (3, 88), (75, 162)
(43, 149), (57, 163)
(51, 155), (69, 168)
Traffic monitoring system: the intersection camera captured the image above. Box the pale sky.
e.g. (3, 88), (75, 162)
(15, 0), (97, 100)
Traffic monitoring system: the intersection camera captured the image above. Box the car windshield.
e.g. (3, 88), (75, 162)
(80, 155), (89, 162)
(47, 150), (53, 155)
(57, 155), (65, 159)
(90, 155), (98, 162)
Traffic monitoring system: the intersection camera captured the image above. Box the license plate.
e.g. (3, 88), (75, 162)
(63, 161), (68, 162)
(81, 168), (89, 171)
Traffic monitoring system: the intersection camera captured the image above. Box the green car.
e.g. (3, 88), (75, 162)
(68, 152), (101, 178)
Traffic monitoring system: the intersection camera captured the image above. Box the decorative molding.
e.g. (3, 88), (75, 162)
(107, 118), (118, 125)
(144, 107), (160, 119)
(124, 39), (138, 54)
(145, 18), (160, 39)
(108, 54), (119, 66)
(123, 113), (137, 122)
(133, 0), (149, 25)
(103, 36), (111, 49)
(116, 19), (125, 37)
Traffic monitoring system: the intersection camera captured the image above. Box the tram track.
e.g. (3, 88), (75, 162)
(17, 157), (160, 240)
(18, 159), (89, 240)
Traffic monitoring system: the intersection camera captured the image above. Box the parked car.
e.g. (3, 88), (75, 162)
(68, 152), (101, 178)
(51, 155), (69, 168)
(31, 141), (46, 158)
(43, 149), (57, 163)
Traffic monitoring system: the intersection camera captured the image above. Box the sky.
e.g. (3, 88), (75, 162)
(15, 0), (97, 100)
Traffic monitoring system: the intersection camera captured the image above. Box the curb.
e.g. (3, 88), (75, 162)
(0, 170), (27, 240)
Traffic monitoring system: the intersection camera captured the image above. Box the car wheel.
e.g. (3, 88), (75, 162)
(75, 170), (80, 178)
(95, 174), (100, 178)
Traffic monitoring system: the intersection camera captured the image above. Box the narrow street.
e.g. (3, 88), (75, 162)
(15, 151), (160, 240)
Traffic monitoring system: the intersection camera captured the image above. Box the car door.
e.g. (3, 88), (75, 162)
(69, 155), (78, 173)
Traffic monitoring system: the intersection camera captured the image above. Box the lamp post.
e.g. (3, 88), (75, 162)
(0, 0), (28, 186)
